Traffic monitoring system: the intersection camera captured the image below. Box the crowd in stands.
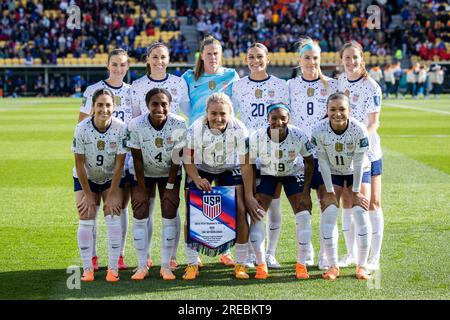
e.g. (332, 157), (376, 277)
(194, 0), (449, 60)
(0, 0), (189, 64)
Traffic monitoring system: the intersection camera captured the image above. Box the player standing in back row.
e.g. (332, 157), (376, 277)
(338, 41), (384, 271)
(232, 43), (289, 269)
(288, 38), (338, 270)
(130, 42), (189, 269)
(77, 49), (135, 272)
(182, 35), (240, 266)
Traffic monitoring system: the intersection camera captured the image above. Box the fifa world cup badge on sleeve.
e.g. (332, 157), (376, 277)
(187, 186), (237, 256)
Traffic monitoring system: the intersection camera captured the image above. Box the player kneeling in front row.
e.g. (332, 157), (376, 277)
(72, 88), (128, 282)
(311, 92), (372, 281)
(127, 88), (187, 281)
(183, 93), (251, 280)
(244, 104), (314, 280)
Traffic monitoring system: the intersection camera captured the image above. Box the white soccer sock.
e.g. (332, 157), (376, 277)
(92, 206), (100, 256)
(78, 220), (94, 270)
(120, 207), (129, 256)
(295, 211), (312, 265)
(161, 218), (177, 268)
(105, 215), (122, 271)
(171, 209), (181, 260)
(353, 206), (372, 266)
(250, 218), (266, 265)
(320, 205), (339, 267)
(133, 218), (149, 268)
(342, 208), (355, 256)
(235, 243), (248, 265)
(266, 198), (282, 256)
(369, 209), (384, 264)
(185, 244), (199, 265)
(146, 197), (155, 259)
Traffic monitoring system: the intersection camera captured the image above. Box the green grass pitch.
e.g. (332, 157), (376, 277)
(0, 96), (449, 300)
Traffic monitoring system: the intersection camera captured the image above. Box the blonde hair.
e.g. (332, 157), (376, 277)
(339, 41), (369, 79)
(203, 92), (234, 123)
(194, 35), (222, 81)
(296, 37), (329, 92)
(145, 42), (170, 75)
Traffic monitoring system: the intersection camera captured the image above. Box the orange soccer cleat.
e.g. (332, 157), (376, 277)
(234, 264), (249, 280)
(182, 265), (199, 280)
(356, 266), (371, 280)
(131, 266), (149, 280)
(295, 263), (310, 280)
(160, 267), (176, 281)
(322, 266), (340, 281)
(81, 268), (95, 282)
(255, 263), (269, 280)
(219, 253), (235, 267)
(106, 269), (120, 282)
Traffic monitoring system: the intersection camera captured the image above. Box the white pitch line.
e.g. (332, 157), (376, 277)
(385, 102), (450, 115)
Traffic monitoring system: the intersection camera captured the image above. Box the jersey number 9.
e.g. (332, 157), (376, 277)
(96, 155), (104, 166)
(274, 163), (285, 172)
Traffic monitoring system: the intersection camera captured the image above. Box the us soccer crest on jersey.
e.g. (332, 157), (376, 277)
(311, 117), (371, 175)
(288, 76), (338, 139)
(72, 117), (128, 184)
(130, 74), (189, 116)
(80, 80), (133, 124)
(249, 125), (312, 177)
(127, 113), (187, 177)
(187, 186), (237, 256)
(232, 75), (289, 132)
(337, 74), (383, 161)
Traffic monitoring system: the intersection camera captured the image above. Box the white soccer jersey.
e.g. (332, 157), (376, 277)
(311, 117), (371, 176)
(232, 75), (289, 132)
(288, 75), (338, 139)
(80, 80), (134, 124)
(72, 117), (128, 184)
(249, 125), (313, 177)
(131, 74), (189, 116)
(127, 113), (187, 177)
(186, 117), (248, 174)
(337, 74), (382, 161)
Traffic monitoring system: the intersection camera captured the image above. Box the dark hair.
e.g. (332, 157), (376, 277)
(92, 88), (114, 106)
(145, 87), (172, 107)
(326, 91), (350, 107)
(145, 42), (170, 75)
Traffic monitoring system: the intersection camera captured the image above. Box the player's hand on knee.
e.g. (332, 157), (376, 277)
(245, 196), (265, 222)
(194, 177), (212, 191)
(104, 195), (122, 216)
(298, 190), (312, 212)
(131, 187), (148, 210)
(352, 192), (369, 211)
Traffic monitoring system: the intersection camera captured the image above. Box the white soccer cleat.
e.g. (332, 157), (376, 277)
(266, 254), (281, 269)
(244, 254), (256, 268)
(318, 255), (329, 271)
(338, 253), (356, 267)
(305, 244), (314, 266)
